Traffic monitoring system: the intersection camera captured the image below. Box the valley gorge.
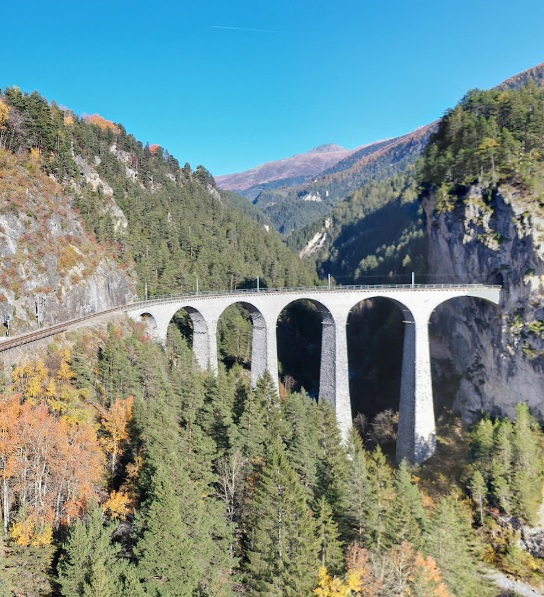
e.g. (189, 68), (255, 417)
(0, 63), (544, 596)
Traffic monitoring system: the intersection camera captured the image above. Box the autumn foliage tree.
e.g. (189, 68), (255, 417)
(0, 394), (104, 540)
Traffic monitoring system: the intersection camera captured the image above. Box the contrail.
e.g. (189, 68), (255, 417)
(212, 25), (276, 34)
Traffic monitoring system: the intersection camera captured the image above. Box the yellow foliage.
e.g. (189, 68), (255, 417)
(102, 490), (131, 520)
(63, 113), (74, 126)
(44, 378), (57, 399)
(11, 359), (50, 401)
(10, 517), (53, 547)
(478, 137), (500, 153)
(0, 99), (10, 128)
(30, 147), (41, 162)
(314, 567), (363, 597)
(9, 356), (90, 422)
(57, 348), (74, 382)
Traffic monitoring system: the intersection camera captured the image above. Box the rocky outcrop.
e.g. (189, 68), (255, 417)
(0, 150), (136, 335)
(424, 185), (544, 420)
(74, 154), (129, 233)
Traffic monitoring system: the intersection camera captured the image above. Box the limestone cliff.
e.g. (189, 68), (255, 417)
(424, 185), (544, 420)
(0, 150), (136, 335)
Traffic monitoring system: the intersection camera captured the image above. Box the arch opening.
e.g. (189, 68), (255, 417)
(429, 295), (502, 426)
(217, 303), (257, 370)
(139, 312), (158, 338)
(276, 299), (330, 398)
(217, 301), (269, 387)
(166, 306), (209, 370)
(347, 297), (408, 458)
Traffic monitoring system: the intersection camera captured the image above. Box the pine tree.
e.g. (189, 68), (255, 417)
(345, 429), (375, 546)
(135, 390), (236, 596)
(490, 418), (513, 514)
(245, 435), (319, 596)
(57, 506), (125, 597)
(282, 390), (320, 497)
(511, 403), (544, 524)
(255, 371), (284, 437)
(315, 497), (344, 576)
(315, 400), (351, 541)
(198, 368), (235, 457)
(469, 418), (495, 482)
(0, 538), (54, 597)
(469, 469), (487, 526)
(135, 465), (200, 597)
(234, 378), (269, 464)
(366, 446), (396, 551)
(424, 495), (493, 597)
(385, 459), (426, 549)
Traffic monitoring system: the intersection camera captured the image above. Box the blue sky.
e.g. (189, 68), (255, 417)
(2, 0), (544, 175)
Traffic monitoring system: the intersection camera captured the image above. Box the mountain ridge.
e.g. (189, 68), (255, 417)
(215, 143), (358, 197)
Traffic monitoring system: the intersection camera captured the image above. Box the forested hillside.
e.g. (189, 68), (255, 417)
(252, 125), (434, 234)
(1, 72), (544, 597)
(4, 323), (542, 595)
(290, 168), (426, 284)
(0, 86), (315, 308)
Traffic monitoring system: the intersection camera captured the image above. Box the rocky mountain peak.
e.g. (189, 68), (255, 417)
(308, 144), (347, 154)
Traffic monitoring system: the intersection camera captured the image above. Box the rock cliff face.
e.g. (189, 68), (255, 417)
(424, 186), (544, 420)
(0, 150), (136, 335)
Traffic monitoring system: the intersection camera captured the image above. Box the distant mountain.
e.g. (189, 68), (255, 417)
(255, 124), (436, 234)
(496, 61), (544, 91)
(215, 144), (356, 200)
(221, 62), (544, 237)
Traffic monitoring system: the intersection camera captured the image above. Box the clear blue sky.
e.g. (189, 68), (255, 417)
(2, 0), (543, 175)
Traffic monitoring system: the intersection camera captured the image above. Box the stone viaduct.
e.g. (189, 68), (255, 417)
(125, 284), (501, 464)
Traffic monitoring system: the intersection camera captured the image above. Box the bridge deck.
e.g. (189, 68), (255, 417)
(0, 283), (501, 352)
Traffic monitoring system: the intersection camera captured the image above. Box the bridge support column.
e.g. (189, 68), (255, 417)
(397, 311), (435, 464)
(264, 313), (280, 392)
(250, 316), (267, 388)
(192, 314), (218, 373)
(319, 314), (336, 404)
(319, 311), (351, 440)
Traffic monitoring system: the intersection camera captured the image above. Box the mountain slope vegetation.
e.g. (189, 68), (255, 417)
(0, 87), (315, 328)
(252, 125), (434, 234)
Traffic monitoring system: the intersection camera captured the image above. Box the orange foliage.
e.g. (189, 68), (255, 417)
(84, 113), (120, 134)
(148, 144), (160, 154)
(412, 553), (452, 597)
(0, 394), (104, 531)
(345, 543), (383, 597)
(338, 542), (452, 597)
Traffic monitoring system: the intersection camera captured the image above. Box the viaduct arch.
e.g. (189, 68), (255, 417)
(126, 285), (501, 464)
